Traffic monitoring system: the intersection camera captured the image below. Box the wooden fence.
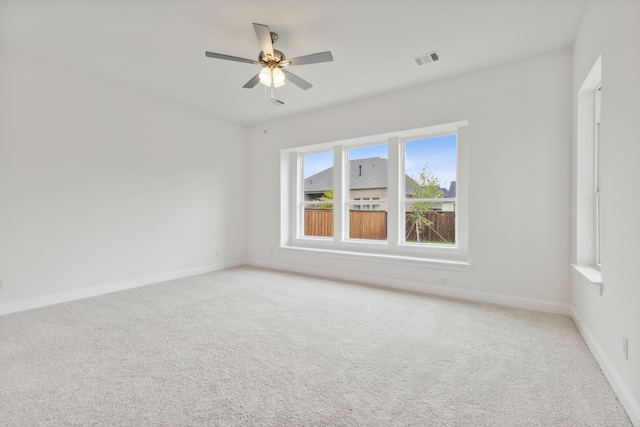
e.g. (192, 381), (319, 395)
(304, 209), (334, 237)
(349, 211), (387, 240)
(304, 209), (455, 243)
(405, 211), (455, 243)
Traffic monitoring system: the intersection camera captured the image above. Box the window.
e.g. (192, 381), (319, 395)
(281, 122), (469, 270)
(404, 135), (457, 245)
(372, 198), (380, 210)
(348, 144), (388, 239)
(303, 151), (334, 238)
(594, 85), (602, 267)
(573, 56), (602, 291)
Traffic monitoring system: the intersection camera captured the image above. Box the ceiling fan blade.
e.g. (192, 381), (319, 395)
(243, 74), (261, 89)
(205, 52), (259, 64)
(282, 69), (312, 90)
(253, 23), (274, 57)
(284, 51), (333, 67)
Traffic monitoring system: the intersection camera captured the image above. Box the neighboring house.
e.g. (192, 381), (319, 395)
(304, 157), (456, 211)
(442, 181), (456, 199)
(440, 181), (456, 212)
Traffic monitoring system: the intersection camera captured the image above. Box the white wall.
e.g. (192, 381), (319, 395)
(246, 48), (573, 312)
(0, 48), (247, 309)
(571, 0), (640, 424)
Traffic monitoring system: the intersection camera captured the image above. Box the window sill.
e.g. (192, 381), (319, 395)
(279, 245), (471, 271)
(571, 264), (603, 296)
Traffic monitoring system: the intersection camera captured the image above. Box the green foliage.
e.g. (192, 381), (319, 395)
(406, 164), (443, 242)
(317, 187), (333, 209)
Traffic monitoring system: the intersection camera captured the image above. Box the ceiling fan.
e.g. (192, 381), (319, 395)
(205, 23), (333, 91)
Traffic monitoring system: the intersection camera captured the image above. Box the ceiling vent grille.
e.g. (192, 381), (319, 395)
(413, 51), (440, 66)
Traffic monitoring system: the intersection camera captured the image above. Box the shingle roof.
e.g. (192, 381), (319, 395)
(304, 157), (388, 193)
(304, 166), (334, 193)
(442, 181), (456, 198)
(304, 156), (456, 197)
(349, 157), (388, 190)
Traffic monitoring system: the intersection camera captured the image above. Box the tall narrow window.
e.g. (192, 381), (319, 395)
(303, 151), (334, 238)
(594, 85), (602, 267)
(403, 135), (457, 245)
(573, 56), (602, 289)
(347, 144), (388, 240)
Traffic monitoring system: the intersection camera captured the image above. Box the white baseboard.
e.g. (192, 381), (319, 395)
(0, 260), (245, 316)
(571, 308), (640, 426)
(248, 259), (571, 315)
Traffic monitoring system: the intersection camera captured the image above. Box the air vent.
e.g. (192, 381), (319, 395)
(413, 51), (440, 66)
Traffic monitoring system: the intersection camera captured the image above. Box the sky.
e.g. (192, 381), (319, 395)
(303, 134), (457, 188)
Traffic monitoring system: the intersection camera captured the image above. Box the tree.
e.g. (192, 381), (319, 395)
(317, 187), (333, 209)
(406, 164), (443, 242)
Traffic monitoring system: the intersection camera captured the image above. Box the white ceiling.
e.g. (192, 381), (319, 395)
(0, 0), (589, 126)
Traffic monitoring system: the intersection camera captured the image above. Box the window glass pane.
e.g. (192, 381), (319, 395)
(303, 151), (333, 237)
(348, 144), (388, 240)
(303, 203), (333, 237)
(404, 135), (457, 245)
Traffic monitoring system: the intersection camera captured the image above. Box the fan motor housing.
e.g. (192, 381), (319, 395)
(259, 49), (285, 65)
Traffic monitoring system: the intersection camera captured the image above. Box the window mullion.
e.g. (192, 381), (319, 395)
(333, 145), (345, 243)
(387, 137), (400, 247)
(456, 127), (468, 253)
(292, 152), (302, 240)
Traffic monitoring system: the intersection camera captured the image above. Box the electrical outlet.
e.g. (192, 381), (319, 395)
(438, 277), (449, 284)
(0, 279), (5, 290)
(623, 337), (629, 360)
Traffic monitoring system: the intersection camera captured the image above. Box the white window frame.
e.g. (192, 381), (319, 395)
(372, 197), (381, 210)
(594, 85), (602, 267)
(280, 122), (470, 271)
(572, 56), (602, 293)
(401, 134), (458, 247)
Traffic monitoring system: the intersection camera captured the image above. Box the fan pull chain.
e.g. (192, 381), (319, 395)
(263, 82), (277, 134)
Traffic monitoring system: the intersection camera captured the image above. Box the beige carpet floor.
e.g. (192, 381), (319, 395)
(0, 266), (632, 426)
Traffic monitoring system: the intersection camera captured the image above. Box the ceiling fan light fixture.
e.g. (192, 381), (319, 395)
(205, 23), (333, 91)
(272, 67), (285, 87)
(259, 67), (272, 86)
(259, 67), (285, 88)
